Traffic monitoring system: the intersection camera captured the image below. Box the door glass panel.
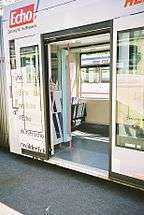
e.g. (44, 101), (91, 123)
(50, 45), (71, 144)
(9, 40), (22, 109)
(20, 46), (43, 132)
(116, 28), (144, 151)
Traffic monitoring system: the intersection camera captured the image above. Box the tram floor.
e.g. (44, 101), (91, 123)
(54, 131), (109, 171)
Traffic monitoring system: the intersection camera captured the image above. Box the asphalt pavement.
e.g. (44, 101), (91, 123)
(0, 149), (144, 215)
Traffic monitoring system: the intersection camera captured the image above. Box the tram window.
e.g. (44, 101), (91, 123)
(50, 47), (62, 90)
(81, 51), (110, 67)
(116, 28), (144, 151)
(101, 68), (110, 83)
(20, 45), (42, 132)
(9, 40), (16, 70)
(80, 51), (110, 99)
(9, 40), (20, 108)
(20, 46), (39, 84)
(80, 67), (110, 99)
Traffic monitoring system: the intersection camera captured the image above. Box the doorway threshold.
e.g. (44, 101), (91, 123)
(47, 157), (109, 180)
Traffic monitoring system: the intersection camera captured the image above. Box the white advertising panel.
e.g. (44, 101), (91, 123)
(5, 35), (46, 156)
(112, 13), (144, 181)
(2, 0), (144, 40)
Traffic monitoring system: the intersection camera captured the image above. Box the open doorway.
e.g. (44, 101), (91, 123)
(47, 32), (111, 172)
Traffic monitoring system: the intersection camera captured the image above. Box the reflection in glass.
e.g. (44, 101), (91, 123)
(116, 29), (144, 151)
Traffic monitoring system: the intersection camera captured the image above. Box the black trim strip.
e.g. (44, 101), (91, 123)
(40, 36), (51, 158)
(68, 42), (110, 51)
(22, 149), (47, 159)
(110, 172), (144, 190)
(43, 21), (112, 43)
(80, 64), (110, 69)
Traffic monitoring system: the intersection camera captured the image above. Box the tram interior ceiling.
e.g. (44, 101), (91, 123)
(48, 33), (111, 171)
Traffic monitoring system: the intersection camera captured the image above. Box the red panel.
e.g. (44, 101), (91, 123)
(9, 4), (35, 28)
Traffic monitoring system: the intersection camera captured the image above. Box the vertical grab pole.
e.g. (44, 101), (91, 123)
(67, 44), (72, 148)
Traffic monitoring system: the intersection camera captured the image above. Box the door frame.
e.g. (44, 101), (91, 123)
(41, 20), (113, 174)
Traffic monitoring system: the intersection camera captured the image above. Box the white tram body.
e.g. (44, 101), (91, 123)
(1, 0), (144, 189)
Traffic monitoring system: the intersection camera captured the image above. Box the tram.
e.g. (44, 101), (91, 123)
(1, 0), (144, 190)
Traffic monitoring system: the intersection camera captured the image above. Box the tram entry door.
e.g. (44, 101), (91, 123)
(9, 36), (48, 159)
(47, 32), (111, 173)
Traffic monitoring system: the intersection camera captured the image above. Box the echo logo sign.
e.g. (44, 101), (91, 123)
(124, 0), (144, 7)
(9, 4), (35, 28)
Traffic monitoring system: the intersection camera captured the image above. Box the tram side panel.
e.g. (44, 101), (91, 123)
(0, 16), (9, 148)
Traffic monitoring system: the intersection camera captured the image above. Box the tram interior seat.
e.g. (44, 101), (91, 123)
(71, 97), (86, 130)
(71, 96), (109, 137)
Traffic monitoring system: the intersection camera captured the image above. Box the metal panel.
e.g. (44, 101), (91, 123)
(0, 16), (9, 147)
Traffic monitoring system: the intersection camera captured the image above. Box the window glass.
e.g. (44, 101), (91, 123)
(81, 68), (100, 83)
(50, 46), (62, 91)
(80, 51), (110, 99)
(81, 51), (110, 67)
(9, 40), (22, 109)
(80, 67), (110, 99)
(20, 46), (42, 132)
(9, 40), (16, 70)
(116, 28), (144, 151)
(101, 67), (110, 83)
